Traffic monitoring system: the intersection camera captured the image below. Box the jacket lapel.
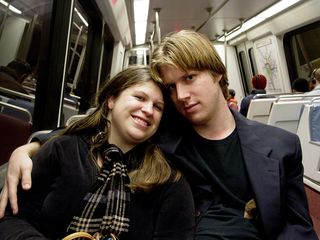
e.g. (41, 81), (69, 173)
(233, 111), (281, 235)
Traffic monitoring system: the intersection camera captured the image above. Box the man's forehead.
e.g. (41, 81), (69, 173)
(159, 65), (185, 81)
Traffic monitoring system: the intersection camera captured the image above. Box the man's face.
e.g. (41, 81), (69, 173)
(159, 65), (222, 126)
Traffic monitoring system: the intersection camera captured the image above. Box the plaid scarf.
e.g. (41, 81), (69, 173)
(67, 144), (131, 239)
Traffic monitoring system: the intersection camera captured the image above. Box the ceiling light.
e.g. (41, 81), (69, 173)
(75, 8), (88, 27)
(134, 0), (149, 45)
(0, 0), (22, 14)
(218, 0), (301, 42)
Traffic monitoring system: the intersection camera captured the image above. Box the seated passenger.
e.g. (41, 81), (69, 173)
(0, 59), (32, 96)
(227, 89), (239, 111)
(0, 66), (195, 240)
(292, 77), (310, 93)
(240, 74), (267, 117)
(306, 68), (320, 95)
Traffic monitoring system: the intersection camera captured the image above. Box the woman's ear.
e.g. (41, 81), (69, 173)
(107, 96), (115, 109)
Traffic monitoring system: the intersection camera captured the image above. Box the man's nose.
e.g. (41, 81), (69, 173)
(176, 83), (190, 101)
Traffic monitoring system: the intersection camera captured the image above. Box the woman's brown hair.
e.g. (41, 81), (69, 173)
(61, 65), (180, 192)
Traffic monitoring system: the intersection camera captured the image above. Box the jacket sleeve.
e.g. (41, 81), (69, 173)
(153, 175), (195, 240)
(277, 135), (318, 239)
(30, 127), (64, 145)
(0, 216), (48, 240)
(0, 138), (63, 239)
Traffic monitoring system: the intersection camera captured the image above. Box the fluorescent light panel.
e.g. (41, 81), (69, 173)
(134, 0), (149, 45)
(0, 0), (22, 14)
(219, 0), (301, 41)
(75, 7), (88, 27)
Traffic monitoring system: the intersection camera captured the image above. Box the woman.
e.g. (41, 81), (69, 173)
(0, 66), (195, 240)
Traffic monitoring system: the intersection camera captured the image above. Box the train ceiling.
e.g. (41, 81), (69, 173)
(127, 0), (281, 44)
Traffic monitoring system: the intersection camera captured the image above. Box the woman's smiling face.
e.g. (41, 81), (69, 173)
(107, 80), (164, 152)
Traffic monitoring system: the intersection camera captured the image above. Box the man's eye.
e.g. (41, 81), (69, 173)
(186, 75), (194, 81)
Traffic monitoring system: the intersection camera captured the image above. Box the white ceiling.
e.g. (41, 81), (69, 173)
(128, 0), (281, 45)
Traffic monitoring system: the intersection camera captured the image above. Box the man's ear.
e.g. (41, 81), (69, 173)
(216, 74), (222, 82)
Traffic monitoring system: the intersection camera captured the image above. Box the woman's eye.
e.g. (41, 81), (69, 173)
(154, 104), (163, 112)
(135, 95), (144, 100)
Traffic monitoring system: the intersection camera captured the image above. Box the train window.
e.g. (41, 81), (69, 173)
(284, 21), (320, 84)
(66, 3), (88, 97)
(124, 47), (149, 67)
(0, 0), (54, 129)
(0, 0), (105, 129)
(248, 48), (257, 76)
(62, 1), (88, 125)
(0, 0), (53, 88)
(238, 51), (251, 94)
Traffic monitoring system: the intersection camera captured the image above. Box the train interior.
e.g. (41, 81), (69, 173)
(0, 0), (320, 236)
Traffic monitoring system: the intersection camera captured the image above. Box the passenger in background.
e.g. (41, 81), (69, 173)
(292, 77), (310, 93)
(306, 68), (320, 95)
(310, 79), (317, 91)
(0, 66), (195, 240)
(227, 89), (239, 111)
(0, 59), (32, 95)
(240, 74), (267, 117)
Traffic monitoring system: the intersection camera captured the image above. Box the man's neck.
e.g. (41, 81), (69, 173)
(193, 106), (236, 140)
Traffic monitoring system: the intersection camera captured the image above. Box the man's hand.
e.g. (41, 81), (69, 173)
(0, 142), (39, 218)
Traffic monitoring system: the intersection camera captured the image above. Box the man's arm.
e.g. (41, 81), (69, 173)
(277, 135), (318, 239)
(0, 142), (40, 218)
(0, 128), (64, 218)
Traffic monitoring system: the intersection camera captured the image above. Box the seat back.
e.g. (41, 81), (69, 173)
(0, 101), (32, 123)
(267, 100), (310, 133)
(297, 98), (320, 184)
(247, 98), (276, 123)
(0, 113), (32, 166)
(65, 114), (87, 126)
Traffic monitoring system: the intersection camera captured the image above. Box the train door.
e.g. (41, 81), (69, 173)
(236, 42), (254, 96)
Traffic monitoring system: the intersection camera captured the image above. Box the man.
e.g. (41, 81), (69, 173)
(0, 30), (318, 239)
(291, 78), (310, 93)
(0, 59), (32, 95)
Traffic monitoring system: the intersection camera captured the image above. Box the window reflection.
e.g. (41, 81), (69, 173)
(66, 2), (88, 97)
(63, 1), (88, 124)
(0, 0), (53, 122)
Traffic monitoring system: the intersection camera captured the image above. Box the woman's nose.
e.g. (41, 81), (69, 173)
(142, 102), (153, 115)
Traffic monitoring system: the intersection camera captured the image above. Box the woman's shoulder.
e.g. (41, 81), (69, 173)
(40, 134), (89, 154)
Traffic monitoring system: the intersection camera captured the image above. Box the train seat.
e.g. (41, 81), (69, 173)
(297, 98), (320, 185)
(65, 114), (87, 126)
(246, 98), (276, 124)
(7, 98), (34, 116)
(298, 98), (320, 236)
(0, 101), (33, 123)
(0, 113), (32, 166)
(267, 100), (310, 134)
(310, 104), (320, 142)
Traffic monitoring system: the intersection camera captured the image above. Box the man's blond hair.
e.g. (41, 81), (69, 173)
(150, 30), (229, 99)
